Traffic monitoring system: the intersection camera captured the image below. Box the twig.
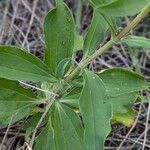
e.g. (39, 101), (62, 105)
(19, 81), (58, 97)
(22, 0), (40, 51)
(8, 0), (20, 39)
(29, 96), (56, 148)
(21, 0), (42, 25)
(115, 134), (150, 148)
(130, 126), (150, 149)
(142, 93), (150, 150)
(0, 0), (10, 44)
(0, 115), (14, 150)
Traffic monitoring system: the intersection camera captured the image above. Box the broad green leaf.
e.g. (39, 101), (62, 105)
(52, 102), (85, 150)
(0, 45), (56, 82)
(44, 2), (75, 74)
(97, 0), (150, 17)
(55, 58), (71, 79)
(0, 78), (40, 124)
(35, 117), (56, 150)
(123, 35), (150, 49)
(84, 10), (108, 55)
(74, 34), (84, 51)
(98, 68), (149, 126)
(89, 0), (113, 6)
(98, 68), (149, 97)
(79, 69), (112, 150)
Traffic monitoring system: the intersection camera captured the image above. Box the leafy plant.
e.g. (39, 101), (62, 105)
(0, 0), (150, 149)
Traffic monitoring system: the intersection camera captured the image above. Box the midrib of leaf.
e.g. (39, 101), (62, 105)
(45, 118), (55, 149)
(57, 105), (68, 149)
(59, 104), (83, 148)
(86, 81), (98, 150)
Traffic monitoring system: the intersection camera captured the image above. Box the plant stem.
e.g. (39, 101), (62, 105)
(63, 5), (150, 84)
(117, 5), (150, 40)
(29, 96), (56, 148)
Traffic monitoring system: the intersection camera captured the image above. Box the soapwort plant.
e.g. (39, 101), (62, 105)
(0, 0), (150, 149)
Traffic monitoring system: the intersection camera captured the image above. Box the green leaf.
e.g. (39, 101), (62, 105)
(112, 109), (136, 127)
(55, 58), (71, 79)
(0, 45), (56, 82)
(0, 78), (40, 124)
(76, 0), (82, 31)
(123, 35), (150, 49)
(111, 92), (138, 127)
(97, 0), (150, 17)
(88, 1), (118, 36)
(79, 69), (112, 150)
(98, 68), (149, 126)
(60, 86), (82, 109)
(35, 117), (56, 150)
(84, 10), (108, 55)
(89, 0), (113, 6)
(52, 102), (85, 150)
(62, 68), (148, 127)
(44, 2), (75, 74)
(98, 68), (148, 97)
(74, 34), (84, 51)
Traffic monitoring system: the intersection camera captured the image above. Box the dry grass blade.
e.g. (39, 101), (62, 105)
(142, 93), (150, 150)
(29, 96), (56, 148)
(0, 116), (14, 150)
